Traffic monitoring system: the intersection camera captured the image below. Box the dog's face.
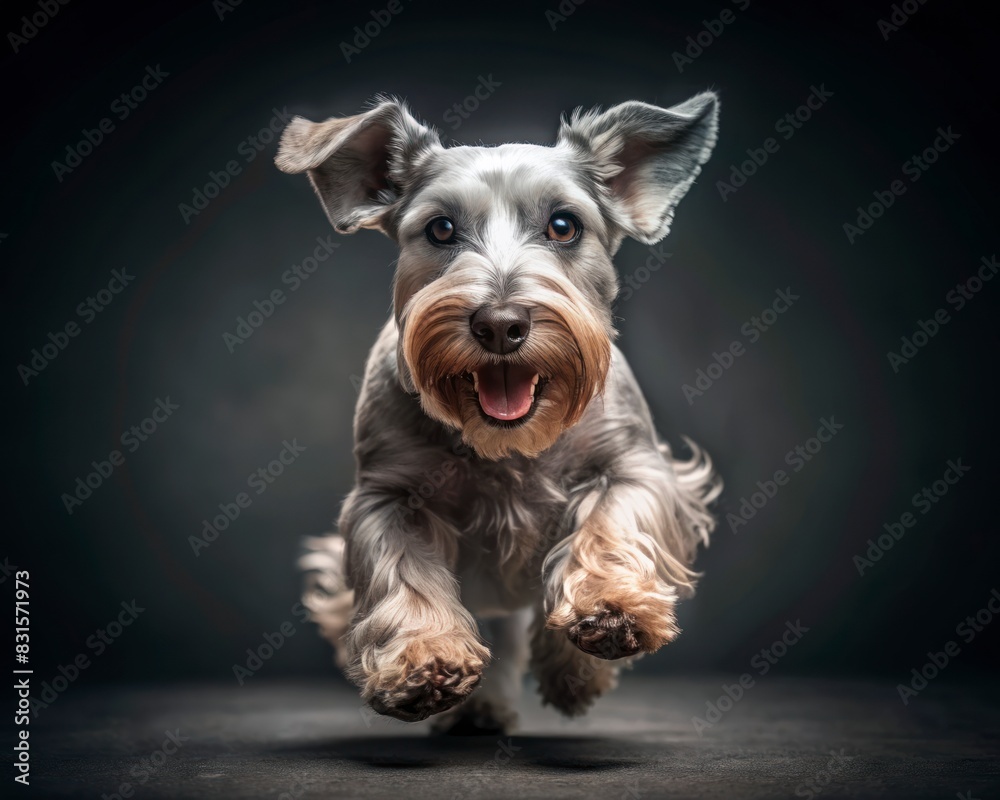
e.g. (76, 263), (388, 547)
(277, 94), (718, 459)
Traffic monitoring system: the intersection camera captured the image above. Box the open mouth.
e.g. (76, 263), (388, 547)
(463, 363), (545, 427)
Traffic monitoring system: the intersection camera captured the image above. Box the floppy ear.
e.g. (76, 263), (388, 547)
(558, 92), (719, 245)
(275, 98), (442, 235)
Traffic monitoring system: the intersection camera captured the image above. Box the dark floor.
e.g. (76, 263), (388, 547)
(13, 677), (1000, 799)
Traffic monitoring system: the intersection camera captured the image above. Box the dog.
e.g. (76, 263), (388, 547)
(279, 92), (721, 734)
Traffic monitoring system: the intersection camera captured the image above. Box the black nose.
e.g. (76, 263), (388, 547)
(470, 305), (531, 354)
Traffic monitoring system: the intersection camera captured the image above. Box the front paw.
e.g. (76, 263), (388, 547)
(567, 608), (643, 660)
(360, 634), (488, 722)
(548, 591), (679, 660)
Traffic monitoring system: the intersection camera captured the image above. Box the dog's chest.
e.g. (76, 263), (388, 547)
(444, 457), (571, 614)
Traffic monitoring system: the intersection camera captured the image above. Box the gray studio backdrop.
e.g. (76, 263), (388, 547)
(5, 0), (997, 685)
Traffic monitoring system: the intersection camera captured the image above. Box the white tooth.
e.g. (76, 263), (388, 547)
(529, 382), (535, 398)
(472, 371), (479, 393)
(531, 374), (539, 386)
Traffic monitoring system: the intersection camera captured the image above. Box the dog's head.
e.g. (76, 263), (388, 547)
(276, 94), (718, 459)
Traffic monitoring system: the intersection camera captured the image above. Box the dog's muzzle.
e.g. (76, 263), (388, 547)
(467, 304), (539, 422)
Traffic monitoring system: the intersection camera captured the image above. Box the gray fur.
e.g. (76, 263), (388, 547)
(284, 94), (721, 730)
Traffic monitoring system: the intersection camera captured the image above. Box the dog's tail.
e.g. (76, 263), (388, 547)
(298, 533), (355, 669)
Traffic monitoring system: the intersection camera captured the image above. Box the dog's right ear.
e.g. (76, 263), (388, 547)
(275, 99), (441, 236)
(558, 93), (719, 245)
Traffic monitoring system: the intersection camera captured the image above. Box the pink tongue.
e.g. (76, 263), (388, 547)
(477, 363), (535, 420)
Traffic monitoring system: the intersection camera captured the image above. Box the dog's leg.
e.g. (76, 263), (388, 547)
(432, 609), (530, 735)
(529, 604), (620, 715)
(543, 445), (715, 661)
(341, 489), (490, 722)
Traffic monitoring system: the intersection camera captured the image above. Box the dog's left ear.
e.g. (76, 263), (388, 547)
(558, 92), (719, 245)
(275, 98), (441, 236)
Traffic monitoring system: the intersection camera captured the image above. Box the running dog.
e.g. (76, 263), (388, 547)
(280, 93), (721, 733)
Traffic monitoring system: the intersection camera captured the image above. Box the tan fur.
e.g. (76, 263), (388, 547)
(401, 263), (612, 461)
(545, 507), (681, 653)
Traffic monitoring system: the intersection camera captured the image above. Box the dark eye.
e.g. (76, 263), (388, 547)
(426, 217), (456, 245)
(546, 213), (580, 243)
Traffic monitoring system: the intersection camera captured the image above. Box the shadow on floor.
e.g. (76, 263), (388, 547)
(269, 734), (661, 771)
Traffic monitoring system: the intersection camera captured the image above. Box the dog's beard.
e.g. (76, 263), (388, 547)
(400, 275), (612, 460)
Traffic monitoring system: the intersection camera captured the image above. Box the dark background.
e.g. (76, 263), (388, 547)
(2, 0), (997, 696)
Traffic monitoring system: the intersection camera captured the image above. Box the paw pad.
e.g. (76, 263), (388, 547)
(568, 608), (642, 660)
(370, 658), (482, 722)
